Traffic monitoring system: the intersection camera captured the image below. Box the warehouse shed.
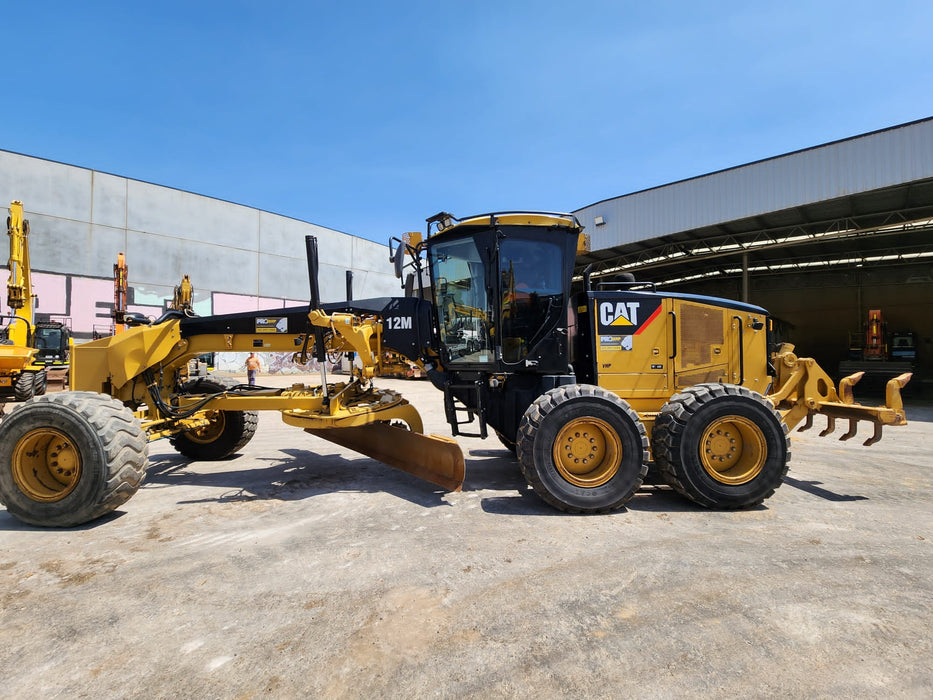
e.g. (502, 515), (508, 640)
(574, 118), (933, 394)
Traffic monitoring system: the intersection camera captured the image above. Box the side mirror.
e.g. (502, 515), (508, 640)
(393, 240), (405, 279)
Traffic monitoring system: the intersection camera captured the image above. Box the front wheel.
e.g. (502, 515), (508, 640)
(0, 392), (149, 527)
(33, 369), (48, 396)
(652, 383), (790, 509)
(169, 376), (258, 460)
(13, 370), (35, 401)
(516, 384), (648, 513)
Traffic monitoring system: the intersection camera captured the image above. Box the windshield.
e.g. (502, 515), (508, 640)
(431, 237), (494, 364)
(35, 327), (62, 350)
(499, 238), (564, 363)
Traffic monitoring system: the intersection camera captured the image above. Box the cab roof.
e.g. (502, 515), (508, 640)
(429, 211), (582, 236)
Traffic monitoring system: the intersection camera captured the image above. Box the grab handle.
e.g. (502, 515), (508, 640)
(669, 311), (677, 360)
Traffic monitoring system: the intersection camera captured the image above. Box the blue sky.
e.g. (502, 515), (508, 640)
(3, 1), (932, 243)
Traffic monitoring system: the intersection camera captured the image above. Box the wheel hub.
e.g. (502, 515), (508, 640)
(184, 411), (226, 444)
(12, 428), (82, 502)
(701, 415), (766, 484)
(552, 417), (621, 487)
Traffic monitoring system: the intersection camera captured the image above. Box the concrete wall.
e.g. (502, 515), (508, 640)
(1, 150), (402, 334)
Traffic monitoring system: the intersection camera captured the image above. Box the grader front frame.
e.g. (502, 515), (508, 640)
(0, 242), (465, 527)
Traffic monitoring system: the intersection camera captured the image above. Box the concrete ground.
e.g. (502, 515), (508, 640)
(1, 375), (931, 698)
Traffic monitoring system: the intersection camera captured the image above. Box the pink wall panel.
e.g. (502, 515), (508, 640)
(3, 270), (291, 339)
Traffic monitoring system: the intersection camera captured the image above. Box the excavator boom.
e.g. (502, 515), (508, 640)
(5, 201), (32, 345)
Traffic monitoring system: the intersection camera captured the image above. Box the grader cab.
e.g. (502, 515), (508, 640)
(0, 211), (912, 527)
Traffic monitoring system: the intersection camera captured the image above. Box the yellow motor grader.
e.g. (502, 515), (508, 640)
(0, 212), (911, 527)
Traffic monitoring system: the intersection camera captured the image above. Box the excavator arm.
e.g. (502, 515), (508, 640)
(5, 201), (33, 347)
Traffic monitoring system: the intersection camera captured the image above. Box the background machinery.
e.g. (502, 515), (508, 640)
(842, 307), (917, 394)
(31, 318), (71, 369)
(0, 212), (911, 526)
(1, 201), (63, 404)
(111, 252), (128, 335)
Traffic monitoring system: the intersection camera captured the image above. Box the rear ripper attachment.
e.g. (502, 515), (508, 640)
(769, 343), (911, 447)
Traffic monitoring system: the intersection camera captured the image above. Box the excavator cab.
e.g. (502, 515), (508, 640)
(33, 321), (71, 366)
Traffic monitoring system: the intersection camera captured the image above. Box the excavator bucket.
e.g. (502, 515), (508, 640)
(306, 423), (465, 492)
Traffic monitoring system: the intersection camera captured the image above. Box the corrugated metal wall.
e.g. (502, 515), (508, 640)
(575, 118), (933, 247)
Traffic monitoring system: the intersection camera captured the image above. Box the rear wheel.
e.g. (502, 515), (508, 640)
(516, 384), (648, 513)
(652, 383), (790, 508)
(169, 376), (258, 460)
(0, 391), (149, 527)
(13, 371), (35, 401)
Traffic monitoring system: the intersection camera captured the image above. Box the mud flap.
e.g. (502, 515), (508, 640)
(306, 423), (465, 492)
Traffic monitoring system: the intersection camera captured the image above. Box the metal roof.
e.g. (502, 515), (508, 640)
(574, 118), (933, 286)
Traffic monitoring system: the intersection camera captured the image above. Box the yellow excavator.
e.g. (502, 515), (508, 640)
(1, 201), (55, 403)
(112, 252), (129, 335)
(0, 212), (911, 526)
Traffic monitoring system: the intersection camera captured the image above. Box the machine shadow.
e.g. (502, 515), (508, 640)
(143, 448), (453, 509)
(468, 448), (727, 516)
(138, 444), (718, 517)
(0, 508), (128, 532)
(1, 446), (819, 530)
(781, 476), (868, 502)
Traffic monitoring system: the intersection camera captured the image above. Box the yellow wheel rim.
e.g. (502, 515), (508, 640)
(700, 415), (767, 484)
(12, 428), (82, 502)
(184, 411), (226, 444)
(552, 417), (622, 488)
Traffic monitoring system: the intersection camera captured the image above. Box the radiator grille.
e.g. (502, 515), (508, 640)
(680, 304), (723, 368)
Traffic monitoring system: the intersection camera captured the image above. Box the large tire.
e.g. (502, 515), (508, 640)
(516, 384), (648, 513)
(169, 376), (258, 460)
(13, 370), (35, 402)
(33, 369), (48, 396)
(652, 383), (790, 509)
(0, 391), (149, 527)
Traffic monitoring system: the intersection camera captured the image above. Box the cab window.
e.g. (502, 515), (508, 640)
(499, 239), (563, 363)
(431, 237), (493, 364)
